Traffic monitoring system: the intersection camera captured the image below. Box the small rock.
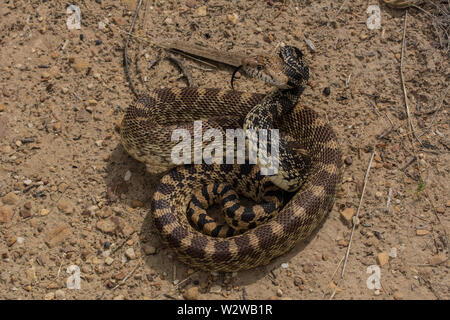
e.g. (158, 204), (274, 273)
(322, 252), (329, 261)
(45, 224), (72, 247)
(41, 71), (51, 80)
(429, 254), (447, 265)
(393, 291), (404, 300)
(163, 17), (174, 25)
(24, 201), (32, 210)
(340, 207), (355, 226)
(44, 292), (55, 300)
(184, 286), (199, 300)
(377, 252), (389, 266)
(1, 145), (13, 154)
(105, 257), (114, 265)
(143, 244), (156, 255)
(6, 235), (16, 247)
(196, 6), (207, 17)
(416, 229), (429, 236)
(303, 263), (314, 273)
(436, 206), (445, 214)
(344, 156), (352, 165)
(96, 219), (117, 234)
(54, 289), (65, 300)
(227, 13), (239, 24)
(281, 263), (289, 269)
(113, 16), (126, 26)
(23, 179), (32, 186)
(2, 192), (19, 205)
(0, 206), (14, 223)
(96, 207), (113, 218)
(0, 104), (4, 112)
(52, 122), (62, 131)
(276, 288), (283, 297)
(71, 58), (90, 72)
(210, 285), (222, 294)
(40, 208), (49, 216)
(20, 208), (32, 218)
(124, 170), (132, 181)
(130, 199), (144, 208)
(323, 87), (331, 97)
(57, 199), (73, 214)
(125, 248), (136, 260)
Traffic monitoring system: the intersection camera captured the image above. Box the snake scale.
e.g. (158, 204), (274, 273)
(120, 45), (343, 271)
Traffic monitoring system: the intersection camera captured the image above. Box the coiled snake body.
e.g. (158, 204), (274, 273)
(121, 45), (343, 271)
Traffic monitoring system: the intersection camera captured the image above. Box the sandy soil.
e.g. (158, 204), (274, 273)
(0, 0), (448, 300)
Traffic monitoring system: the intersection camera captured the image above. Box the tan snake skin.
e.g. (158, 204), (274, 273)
(121, 46), (343, 271)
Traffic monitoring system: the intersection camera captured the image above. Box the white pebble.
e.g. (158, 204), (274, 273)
(23, 179), (32, 186)
(281, 263), (289, 269)
(124, 170), (132, 181)
(210, 285), (222, 294)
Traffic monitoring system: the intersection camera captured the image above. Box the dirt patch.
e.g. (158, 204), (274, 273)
(0, 0), (448, 300)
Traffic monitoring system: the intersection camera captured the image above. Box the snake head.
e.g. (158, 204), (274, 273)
(240, 44), (309, 89)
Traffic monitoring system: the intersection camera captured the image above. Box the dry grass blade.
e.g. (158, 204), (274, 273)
(341, 147), (376, 278)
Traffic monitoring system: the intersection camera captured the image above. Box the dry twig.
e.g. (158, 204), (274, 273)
(167, 53), (195, 87)
(123, 0), (144, 98)
(341, 147), (376, 278)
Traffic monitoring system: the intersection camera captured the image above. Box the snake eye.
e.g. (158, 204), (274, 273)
(257, 65), (264, 71)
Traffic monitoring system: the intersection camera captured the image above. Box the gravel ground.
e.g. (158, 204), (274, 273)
(0, 0), (448, 300)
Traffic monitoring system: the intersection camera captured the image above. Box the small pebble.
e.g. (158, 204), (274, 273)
(44, 292), (55, 300)
(54, 289), (65, 300)
(340, 207), (355, 226)
(393, 291), (404, 300)
(0, 206), (14, 223)
(344, 156), (352, 165)
(143, 244), (157, 255)
(429, 254), (447, 265)
(124, 170), (132, 182)
(377, 252), (389, 266)
(2, 192), (19, 205)
(210, 285), (222, 294)
(196, 6), (207, 17)
(95, 39), (103, 45)
(125, 248), (136, 260)
(105, 257), (114, 265)
(281, 263), (289, 269)
(303, 263), (314, 273)
(184, 286), (199, 300)
(323, 87), (331, 96)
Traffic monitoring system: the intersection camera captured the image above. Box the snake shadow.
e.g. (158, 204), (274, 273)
(105, 142), (329, 290)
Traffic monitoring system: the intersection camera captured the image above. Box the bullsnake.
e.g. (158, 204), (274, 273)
(120, 45), (343, 271)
